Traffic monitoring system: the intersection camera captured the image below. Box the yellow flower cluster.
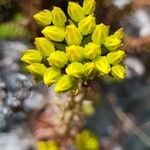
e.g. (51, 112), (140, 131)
(75, 129), (100, 150)
(37, 140), (59, 150)
(21, 0), (126, 93)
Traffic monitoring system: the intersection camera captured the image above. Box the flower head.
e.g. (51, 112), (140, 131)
(21, 0), (126, 93)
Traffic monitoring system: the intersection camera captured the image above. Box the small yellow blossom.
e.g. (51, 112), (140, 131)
(44, 67), (61, 86)
(94, 56), (111, 74)
(75, 130), (100, 150)
(55, 75), (76, 93)
(47, 51), (68, 68)
(65, 25), (83, 45)
(111, 64), (126, 79)
(114, 27), (124, 39)
(68, 2), (85, 22)
(26, 63), (46, 76)
(84, 62), (96, 79)
(51, 7), (67, 26)
(33, 10), (52, 26)
(34, 37), (55, 57)
(83, 0), (96, 15)
(66, 62), (85, 79)
(104, 35), (122, 51)
(92, 23), (109, 44)
(107, 50), (125, 65)
(21, 50), (42, 64)
(84, 42), (101, 60)
(66, 45), (84, 62)
(42, 26), (65, 42)
(78, 15), (96, 35)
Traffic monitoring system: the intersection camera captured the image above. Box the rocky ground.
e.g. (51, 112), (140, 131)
(0, 40), (149, 150)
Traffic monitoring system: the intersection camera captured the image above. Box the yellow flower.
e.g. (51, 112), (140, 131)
(26, 63), (46, 76)
(44, 67), (61, 86)
(94, 56), (111, 74)
(114, 27), (124, 39)
(55, 75), (76, 93)
(66, 62), (85, 78)
(65, 25), (83, 45)
(78, 15), (96, 35)
(42, 26), (65, 42)
(21, 0), (126, 93)
(51, 7), (67, 26)
(107, 50), (125, 65)
(92, 23), (109, 44)
(111, 64), (126, 79)
(83, 0), (96, 15)
(66, 45), (84, 62)
(21, 50), (42, 64)
(47, 51), (68, 68)
(37, 140), (59, 150)
(33, 10), (52, 26)
(67, 2), (85, 22)
(104, 35), (122, 51)
(84, 42), (101, 60)
(34, 37), (55, 57)
(84, 62), (96, 79)
(75, 130), (100, 150)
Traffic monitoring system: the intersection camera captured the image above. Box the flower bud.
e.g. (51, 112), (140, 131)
(94, 56), (111, 74)
(55, 75), (76, 93)
(66, 62), (85, 78)
(104, 35), (122, 51)
(42, 26), (65, 42)
(34, 37), (55, 57)
(51, 7), (67, 26)
(66, 45), (84, 62)
(84, 42), (101, 60)
(47, 51), (68, 68)
(84, 62), (96, 79)
(26, 63), (46, 76)
(65, 25), (83, 45)
(68, 2), (85, 22)
(78, 15), (96, 35)
(21, 50), (42, 64)
(92, 23), (109, 44)
(37, 141), (59, 150)
(111, 64), (126, 79)
(33, 10), (52, 26)
(107, 50), (125, 65)
(44, 67), (61, 86)
(114, 27), (124, 39)
(83, 0), (96, 15)
(75, 130), (99, 150)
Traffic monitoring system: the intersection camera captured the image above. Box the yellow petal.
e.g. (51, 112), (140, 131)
(34, 37), (55, 57)
(26, 63), (46, 76)
(44, 67), (61, 86)
(66, 45), (84, 62)
(65, 25), (83, 45)
(33, 10), (52, 26)
(42, 26), (65, 42)
(92, 23), (109, 44)
(52, 7), (67, 26)
(21, 50), (42, 64)
(47, 51), (68, 68)
(55, 75), (76, 93)
(68, 2), (85, 22)
(94, 56), (111, 74)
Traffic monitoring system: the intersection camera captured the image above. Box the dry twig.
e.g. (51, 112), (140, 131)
(107, 93), (150, 147)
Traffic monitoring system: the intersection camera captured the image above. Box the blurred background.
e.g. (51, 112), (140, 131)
(0, 0), (150, 150)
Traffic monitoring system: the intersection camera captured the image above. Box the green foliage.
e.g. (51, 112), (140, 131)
(0, 22), (28, 39)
